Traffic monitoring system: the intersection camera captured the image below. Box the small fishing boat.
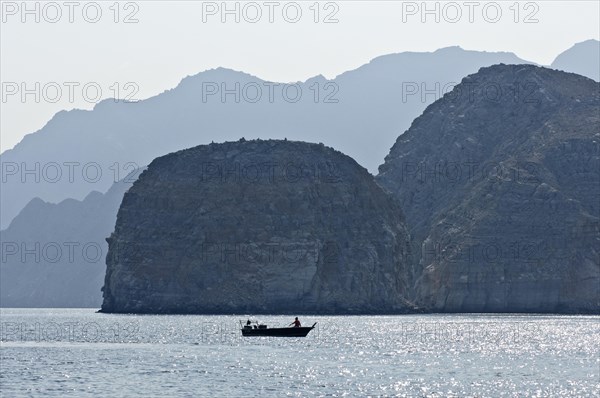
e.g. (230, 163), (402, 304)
(240, 321), (317, 337)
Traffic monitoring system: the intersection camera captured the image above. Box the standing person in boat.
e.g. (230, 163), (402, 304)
(289, 317), (301, 328)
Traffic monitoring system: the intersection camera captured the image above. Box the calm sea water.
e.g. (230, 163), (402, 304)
(0, 309), (598, 397)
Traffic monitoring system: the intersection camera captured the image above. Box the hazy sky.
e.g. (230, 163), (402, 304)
(1, 0), (599, 151)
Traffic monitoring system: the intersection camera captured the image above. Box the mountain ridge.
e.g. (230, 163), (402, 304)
(1, 45), (538, 229)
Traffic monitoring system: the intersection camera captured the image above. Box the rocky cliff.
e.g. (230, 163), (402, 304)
(377, 64), (600, 313)
(101, 140), (413, 314)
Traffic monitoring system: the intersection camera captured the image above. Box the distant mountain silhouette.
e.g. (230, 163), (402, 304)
(551, 39), (600, 82)
(1, 47), (530, 229)
(0, 173), (139, 307)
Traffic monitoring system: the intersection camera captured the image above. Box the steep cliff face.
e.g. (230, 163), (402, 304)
(377, 64), (599, 313)
(101, 140), (413, 314)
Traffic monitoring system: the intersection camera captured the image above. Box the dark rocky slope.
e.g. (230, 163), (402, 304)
(377, 64), (600, 313)
(101, 140), (413, 314)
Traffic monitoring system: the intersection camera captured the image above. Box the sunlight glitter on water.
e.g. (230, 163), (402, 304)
(1, 309), (599, 397)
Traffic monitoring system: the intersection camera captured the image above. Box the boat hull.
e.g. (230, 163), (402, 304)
(241, 326), (314, 337)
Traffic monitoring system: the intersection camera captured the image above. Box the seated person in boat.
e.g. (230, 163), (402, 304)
(289, 317), (301, 328)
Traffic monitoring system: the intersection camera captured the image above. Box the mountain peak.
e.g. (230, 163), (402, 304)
(434, 45), (464, 52)
(551, 39), (600, 81)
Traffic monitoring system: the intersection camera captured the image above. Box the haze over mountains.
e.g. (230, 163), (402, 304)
(4, 41), (597, 231)
(551, 39), (600, 82)
(1, 41), (598, 309)
(1, 46), (531, 229)
(0, 175), (139, 307)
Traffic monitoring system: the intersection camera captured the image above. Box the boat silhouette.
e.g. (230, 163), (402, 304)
(240, 321), (317, 337)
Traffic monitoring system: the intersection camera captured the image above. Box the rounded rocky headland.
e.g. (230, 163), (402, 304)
(101, 139), (413, 314)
